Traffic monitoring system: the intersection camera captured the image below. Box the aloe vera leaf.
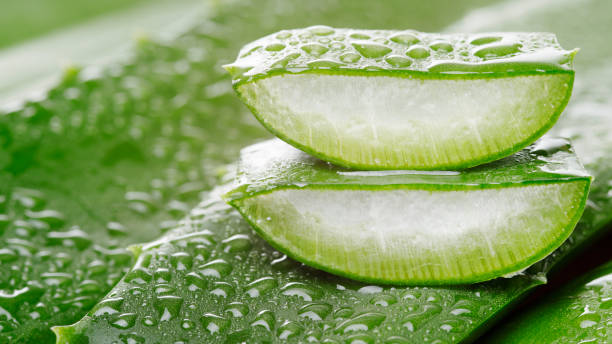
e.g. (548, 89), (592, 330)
(54, 0), (612, 343)
(0, 1), (503, 342)
(226, 28), (576, 170)
(486, 259), (612, 343)
(54, 191), (545, 343)
(225, 138), (591, 285)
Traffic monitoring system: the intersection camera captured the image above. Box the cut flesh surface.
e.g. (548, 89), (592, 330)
(226, 27), (577, 169)
(226, 138), (591, 284)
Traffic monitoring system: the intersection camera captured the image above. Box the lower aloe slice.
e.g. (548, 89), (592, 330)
(225, 138), (590, 285)
(486, 259), (612, 343)
(225, 28), (577, 170)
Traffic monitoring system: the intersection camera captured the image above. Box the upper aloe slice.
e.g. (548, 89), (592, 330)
(486, 259), (612, 343)
(225, 27), (577, 170)
(225, 137), (590, 285)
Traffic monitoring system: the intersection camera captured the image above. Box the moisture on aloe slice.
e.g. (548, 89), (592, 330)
(225, 27), (577, 170)
(225, 138), (591, 285)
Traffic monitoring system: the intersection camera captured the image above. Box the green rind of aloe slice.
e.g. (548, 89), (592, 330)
(226, 28), (577, 170)
(485, 259), (612, 343)
(225, 138), (591, 285)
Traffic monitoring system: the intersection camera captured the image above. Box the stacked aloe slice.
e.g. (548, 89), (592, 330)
(224, 27), (591, 285)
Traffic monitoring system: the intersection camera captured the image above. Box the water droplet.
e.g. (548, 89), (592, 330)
(350, 33), (371, 40)
(142, 315), (156, 327)
(24, 209), (64, 228)
(154, 295), (183, 321)
(222, 234), (252, 253)
(154, 268), (172, 283)
(474, 43), (522, 59)
(170, 252), (193, 271)
(357, 286), (383, 294)
(309, 26), (334, 36)
(265, 43), (286, 52)
(278, 320), (303, 340)
(225, 302), (249, 318)
(111, 313), (137, 329)
(119, 333), (145, 344)
(210, 282), (235, 298)
(470, 36), (502, 45)
(298, 303), (332, 321)
(181, 318), (195, 330)
(270, 53), (301, 69)
(46, 227), (92, 250)
(245, 277), (277, 297)
(200, 259), (232, 278)
(346, 333), (375, 344)
(251, 310), (275, 331)
(352, 42), (391, 58)
(335, 312), (386, 333)
(301, 44), (329, 57)
(276, 31), (292, 40)
(334, 307), (354, 319)
(406, 46), (430, 59)
(385, 336), (410, 344)
(0, 248), (17, 262)
(280, 282), (322, 301)
(125, 267), (153, 285)
(202, 313), (229, 334)
(340, 53), (361, 63)
(106, 222), (126, 236)
(430, 42), (453, 52)
(390, 33), (420, 46)
(385, 55), (412, 67)
(370, 294), (397, 307)
(92, 297), (124, 316)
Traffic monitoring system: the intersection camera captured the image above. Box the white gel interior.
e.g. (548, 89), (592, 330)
(239, 181), (583, 282)
(240, 73), (569, 168)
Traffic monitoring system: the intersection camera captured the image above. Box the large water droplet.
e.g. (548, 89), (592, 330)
(298, 303), (332, 321)
(280, 282), (322, 301)
(222, 234), (252, 253)
(352, 42), (392, 58)
(245, 277), (277, 298)
(335, 312), (386, 333)
(200, 259), (232, 278)
(390, 33), (420, 46)
(154, 295), (183, 322)
(251, 310), (275, 332)
(301, 44), (329, 57)
(202, 313), (229, 334)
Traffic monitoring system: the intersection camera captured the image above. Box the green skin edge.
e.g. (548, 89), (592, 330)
(233, 68), (575, 171)
(225, 178), (590, 286)
(484, 259), (612, 343)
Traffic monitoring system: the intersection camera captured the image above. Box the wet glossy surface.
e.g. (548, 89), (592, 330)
(226, 137), (589, 200)
(1, 0), (611, 342)
(487, 260), (612, 343)
(225, 28), (576, 84)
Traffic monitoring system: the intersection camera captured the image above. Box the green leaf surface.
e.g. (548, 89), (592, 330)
(486, 259), (612, 343)
(2, 0), (612, 343)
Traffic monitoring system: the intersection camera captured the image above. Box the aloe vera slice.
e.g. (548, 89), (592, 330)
(225, 28), (577, 170)
(225, 138), (590, 285)
(486, 259), (612, 343)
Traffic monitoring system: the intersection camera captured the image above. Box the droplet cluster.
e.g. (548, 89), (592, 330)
(58, 198), (537, 343)
(225, 26), (574, 82)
